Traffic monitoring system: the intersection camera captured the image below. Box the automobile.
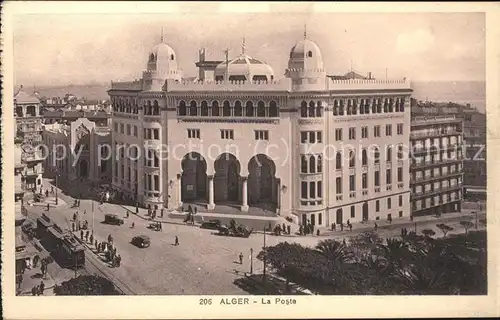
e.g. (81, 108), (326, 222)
(200, 219), (221, 230)
(131, 235), (151, 248)
(104, 214), (124, 225)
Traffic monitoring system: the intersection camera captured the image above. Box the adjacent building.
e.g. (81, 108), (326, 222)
(42, 118), (112, 187)
(43, 108), (112, 127)
(409, 115), (464, 216)
(108, 34), (412, 227)
(14, 87), (44, 189)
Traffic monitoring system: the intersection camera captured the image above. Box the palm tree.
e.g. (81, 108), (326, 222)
(315, 239), (353, 263)
(375, 238), (409, 276)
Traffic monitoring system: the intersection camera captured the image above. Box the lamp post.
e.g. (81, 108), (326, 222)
(55, 173), (59, 205)
(135, 182), (139, 214)
(250, 248), (253, 275)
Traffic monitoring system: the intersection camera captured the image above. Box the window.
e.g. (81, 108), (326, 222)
(336, 152), (342, 169)
(349, 150), (356, 168)
(309, 182), (316, 198)
(399, 195), (403, 207)
(362, 173), (368, 189)
(349, 175), (355, 191)
(154, 175), (159, 191)
(374, 147), (380, 164)
(385, 124), (392, 136)
(398, 145), (404, 160)
(361, 126), (368, 139)
(301, 155), (307, 173)
(317, 181), (322, 198)
(301, 132), (308, 143)
(255, 130), (269, 140)
(307, 50), (313, 57)
(317, 155), (323, 173)
(386, 146), (392, 163)
(351, 206), (355, 218)
(120, 123), (124, 134)
(398, 167), (403, 182)
(336, 177), (342, 194)
(301, 181), (307, 198)
(126, 124), (131, 135)
(134, 126), (138, 137)
(387, 198), (392, 209)
(374, 125), (381, 137)
(399, 211), (403, 218)
(187, 129), (200, 139)
(386, 169), (392, 184)
(376, 200), (380, 212)
(335, 128), (343, 141)
(153, 129), (159, 140)
(362, 149), (368, 166)
(114, 123), (118, 132)
(349, 127), (356, 140)
(375, 171), (380, 186)
(397, 123), (404, 135)
(300, 131), (322, 143)
(220, 129), (234, 140)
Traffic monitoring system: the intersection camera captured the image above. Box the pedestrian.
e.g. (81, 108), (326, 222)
(72, 222), (75, 232)
(39, 280), (45, 295)
(310, 224), (314, 236)
(31, 286), (37, 296)
(51, 186), (54, 194)
(410, 215), (414, 221)
(161, 208), (164, 218)
(239, 252), (244, 264)
(126, 211), (129, 218)
(287, 225), (291, 235)
(374, 223), (378, 231)
(347, 219), (350, 226)
(343, 238), (347, 246)
(194, 207), (198, 215)
(401, 228), (404, 237)
(131, 222), (135, 228)
(85, 230), (89, 242)
(282, 223), (286, 233)
(95, 239), (98, 249)
(84, 210), (86, 215)
(45, 190), (49, 197)
(46, 203), (50, 211)
(90, 233), (93, 244)
(299, 225), (303, 235)
(188, 205), (193, 215)
(80, 230), (84, 240)
(340, 223), (344, 231)
(174, 236), (179, 246)
(349, 224), (352, 232)
(316, 229), (320, 236)
(116, 255), (121, 267)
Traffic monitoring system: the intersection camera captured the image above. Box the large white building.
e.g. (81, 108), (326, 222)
(108, 33), (413, 227)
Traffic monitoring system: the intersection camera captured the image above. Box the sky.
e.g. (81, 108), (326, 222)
(12, 4), (485, 87)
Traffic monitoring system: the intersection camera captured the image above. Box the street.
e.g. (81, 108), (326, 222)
(25, 178), (486, 295)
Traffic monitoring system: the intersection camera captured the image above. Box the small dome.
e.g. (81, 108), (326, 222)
(214, 54), (274, 82)
(148, 42), (176, 63)
(288, 38), (324, 70)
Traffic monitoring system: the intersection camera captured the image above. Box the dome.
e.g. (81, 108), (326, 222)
(288, 38), (324, 70)
(148, 42), (176, 63)
(214, 54), (274, 82)
(146, 39), (179, 77)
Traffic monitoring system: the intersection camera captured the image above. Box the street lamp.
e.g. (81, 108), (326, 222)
(250, 248), (253, 275)
(55, 173), (59, 205)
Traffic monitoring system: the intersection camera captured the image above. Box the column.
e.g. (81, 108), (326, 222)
(241, 176), (249, 212)
(207, 175), (215, 210)
(177, 174), (183, 208)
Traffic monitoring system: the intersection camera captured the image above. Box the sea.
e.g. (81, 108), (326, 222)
(32, 81), (486, 114)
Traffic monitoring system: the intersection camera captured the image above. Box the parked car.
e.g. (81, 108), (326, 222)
(104, 214), (124, 225)
(217, 224), (253, 238)
(131, 235), (151, 248)
(200, 219), (221, 230)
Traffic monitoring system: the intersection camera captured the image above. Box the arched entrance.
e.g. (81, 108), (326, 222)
(362, 202), (369, 221)
(214, 153), (241, 203)
(181, 152), (207, 202)
(248, 154), (277, 210)
(79, 160), (88, 178)
(336, 208), (343, 224)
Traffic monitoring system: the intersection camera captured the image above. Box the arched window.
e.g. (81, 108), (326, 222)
(317, 155), (322, 173)
(362, 149), (368, 166)
(308, 101), (315, 117)
(147, 100), (152, 115)
(153, 100), (160, 115)
(307, 51), (313, 57)
(339, 100), (345, 115)
(149, 53), (155, 61)
(389, 98), (394, 112)
(360, 99), (365, 114)
(301, 155), (308, 173)
(170, 54), (174, 60)
(309, 155), (316, 173)
(352, 99), (358, 115)
(372, 98), (377, 114)
(383, 98), (388, 113)
(386, 146), (392, 162)
(377, 98), (382, 113)
(374, 147), (380, 164)
(234, 100), (242, 116)
(365, 99), (370, 114)
(316, 101), (322, 117)
(189, 100), (198, 116)
(200, 101), (209, 116)
(349, 150), (356, 168)
(398, 144), (404, 160)
(245, 101), (254, 117)
(257, 101), (266, 117)
(336, 152), (342, 169)
(400, 97), (405, 111)
(211, 100), (219, 116)
(222, 100), (231, 117)
(333, 100), (339, 116)
(269, 100), (278, 117)
(300, 101), (308, 117)
(347, 99), (352, 115)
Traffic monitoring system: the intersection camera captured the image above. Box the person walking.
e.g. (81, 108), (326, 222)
(349, 223), (353, 232)
(316, 229), (320, 236)
(46, 203), (50, 211)
(39, 280), (45, 296)
(239, 252), (244, 264)
(287, 225), (291, 235)
(374, 223), (378, 231)
(72, 222), (75, 232)
(131, 222), (135, 228)
(340, 223), (344, 232)
(85, 230), (90, 242)
(174, 236), (179, 246)
(45, 189), (49, 197)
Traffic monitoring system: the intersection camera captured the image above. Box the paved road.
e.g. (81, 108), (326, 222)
(27, 178), (486, 295)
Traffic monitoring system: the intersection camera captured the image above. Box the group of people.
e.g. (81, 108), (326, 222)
(71, 213), (89, 232)
(30, 280), (45, 296)
(272, 223), (292, 236)
(73, 198), (81, 207)
(80, 229), (93, 244)
(95, 236), (122, 267)
(331, 220), (354, 232)
(183, 205), (197, 225)
(298, 221), (316, 236)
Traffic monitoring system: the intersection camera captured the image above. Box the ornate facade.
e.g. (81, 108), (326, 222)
(108, 35), (413, 227)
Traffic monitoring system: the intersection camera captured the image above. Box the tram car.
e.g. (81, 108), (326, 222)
(36, 214), (85, 269)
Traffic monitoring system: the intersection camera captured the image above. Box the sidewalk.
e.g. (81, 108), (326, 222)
(17, 264), (57, 296)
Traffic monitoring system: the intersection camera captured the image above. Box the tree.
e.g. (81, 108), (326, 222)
(54, 275), (121, 295)
(436, 223), (453, 237)
(421, 229), (436, 238)
(459, 221), (474, 235)
(315, 239), (353, 264)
